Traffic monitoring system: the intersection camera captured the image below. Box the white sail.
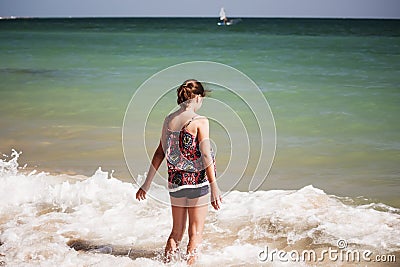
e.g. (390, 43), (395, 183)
(219, 7), (226, 20)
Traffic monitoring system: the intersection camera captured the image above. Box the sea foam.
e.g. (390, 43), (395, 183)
(0, 151), (399, 266)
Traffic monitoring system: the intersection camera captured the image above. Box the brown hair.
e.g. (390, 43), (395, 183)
(177, 79), (206, 105)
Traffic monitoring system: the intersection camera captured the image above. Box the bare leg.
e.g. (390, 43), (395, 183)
(164, 199), (187, 262)
(186, 196), (208, 265)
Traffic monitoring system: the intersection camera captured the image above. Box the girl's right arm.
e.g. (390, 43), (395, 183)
(197, 117), (222, 210)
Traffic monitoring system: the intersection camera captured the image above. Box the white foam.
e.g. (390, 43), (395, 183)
(216, 186), (400, 250)
(0, 151), (399, 266)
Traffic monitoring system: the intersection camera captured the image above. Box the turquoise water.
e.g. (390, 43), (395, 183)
(0, 18), (399, 206)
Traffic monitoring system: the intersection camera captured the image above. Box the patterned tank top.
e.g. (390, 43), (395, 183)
(165, 116), (215, 192)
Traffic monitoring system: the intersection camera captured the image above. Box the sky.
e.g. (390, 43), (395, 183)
(1, 0), (399, 19)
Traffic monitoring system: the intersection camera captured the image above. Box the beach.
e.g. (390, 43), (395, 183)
(0, 18), (399, 265)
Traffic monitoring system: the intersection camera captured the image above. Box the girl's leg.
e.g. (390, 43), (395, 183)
(165, 198), (188, 261)
(186, 196), (209, 265)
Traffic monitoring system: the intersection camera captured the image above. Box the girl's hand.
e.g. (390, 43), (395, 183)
(210, 185), (222, 210)
(136, 188), (147, 201)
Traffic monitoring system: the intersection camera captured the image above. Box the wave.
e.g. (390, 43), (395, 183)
(0, 150), (399, 266)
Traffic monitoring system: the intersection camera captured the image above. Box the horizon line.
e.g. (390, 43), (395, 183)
(1, 15), (399, 20)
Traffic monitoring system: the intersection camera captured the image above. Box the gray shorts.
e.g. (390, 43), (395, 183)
(169, 185), (209, 199)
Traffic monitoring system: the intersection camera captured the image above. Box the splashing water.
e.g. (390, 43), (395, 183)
(0, 150), (399, 266)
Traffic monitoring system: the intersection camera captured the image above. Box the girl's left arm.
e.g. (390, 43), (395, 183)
(136, 120), (167, 201)
(136, 140), (165, 201)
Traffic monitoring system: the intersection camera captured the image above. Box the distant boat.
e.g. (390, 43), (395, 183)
(217, 7), (239, 26)
(218, 7), (232, 25)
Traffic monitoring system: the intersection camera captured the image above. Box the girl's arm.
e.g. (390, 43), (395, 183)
(136, 140), (165, 200)
(136, 120), (167, 201)
(197, 117), (222, 210)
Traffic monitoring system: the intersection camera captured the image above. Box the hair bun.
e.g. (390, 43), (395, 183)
(177, 79), (205, 105)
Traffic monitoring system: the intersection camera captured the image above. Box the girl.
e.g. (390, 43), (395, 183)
(136, 79), (222, 265)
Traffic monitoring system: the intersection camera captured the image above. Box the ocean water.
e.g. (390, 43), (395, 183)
(0, 18), (399, 265)
(0, 151), (399, 266)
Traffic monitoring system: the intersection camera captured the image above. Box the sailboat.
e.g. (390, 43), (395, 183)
(217, 7), (233, 26)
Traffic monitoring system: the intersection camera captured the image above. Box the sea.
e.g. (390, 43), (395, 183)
(0, 18), (399, 266)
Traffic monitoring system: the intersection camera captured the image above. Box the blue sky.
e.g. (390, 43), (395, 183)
(1, 0), (399, 18)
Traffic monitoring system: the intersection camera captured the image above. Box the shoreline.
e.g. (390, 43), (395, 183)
(3, 149), (400, 209)
(1, 166), (399, 266)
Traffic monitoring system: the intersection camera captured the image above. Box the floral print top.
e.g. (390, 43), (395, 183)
(165, 117), (215, 192)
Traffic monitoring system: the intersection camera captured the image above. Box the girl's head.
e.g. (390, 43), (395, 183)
(177, 79), (206, 106)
